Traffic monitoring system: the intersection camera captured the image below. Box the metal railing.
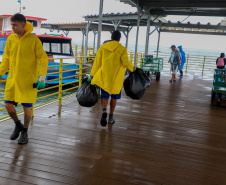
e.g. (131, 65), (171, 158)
(149, 52), (217, 74)
(73, 45), (218, 74)
(0, 45), (218, 120)
(0, 55), (93, 121)
(74, 45), (219, 73)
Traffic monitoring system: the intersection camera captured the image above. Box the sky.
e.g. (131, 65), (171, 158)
(1, 0), (226, 52)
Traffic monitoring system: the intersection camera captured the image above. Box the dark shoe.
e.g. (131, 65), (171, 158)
(169, 80), (173, 83)
(10, 121), (24, 140)
(108, 117), (115, 124)
(18, 130), (28, 145)
(100, 112), (107, 127)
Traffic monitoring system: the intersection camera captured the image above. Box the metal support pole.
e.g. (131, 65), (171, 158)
(112, 20), (121, 30)
(125, 32), (129, 49)
(31, 105), (34, 120)
(93, 31), (97, 51)
(134, 2), (141, 66)
(58, 59), (63, 107)
(79, 55), (83, 87)
(156, 30), (161, 58)
(97, 0), (104, 50)
(63, 31), (69, 37)
(81, 29), (85, 56)
(123, 26), (133, 49)
(84, 21), (90, 57)
(145, 11), (151, 56)
(202, 56), (206, 75)
(75, 45), (78, 63)
(186, 55), (189, 73)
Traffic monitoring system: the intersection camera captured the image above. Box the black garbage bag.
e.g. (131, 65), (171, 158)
(76, 78), (98, 107)
(123, 68), (151, 100)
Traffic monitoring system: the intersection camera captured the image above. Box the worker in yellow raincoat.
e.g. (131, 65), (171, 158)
(0, 14), (48, 144)
(89, 30), (134, 127)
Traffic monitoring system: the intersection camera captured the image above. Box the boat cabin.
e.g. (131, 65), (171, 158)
(0, 15), (73, 56)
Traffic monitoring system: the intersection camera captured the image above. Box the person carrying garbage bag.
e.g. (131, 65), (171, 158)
(88, 30), (134, 127)
(0, 14), (48, 144)
(178, 45), (186, 77)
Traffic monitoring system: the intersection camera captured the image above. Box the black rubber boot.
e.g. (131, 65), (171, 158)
(10, 121), (24, 140)
(18, 129), (28, 145)
(100, 112), (108, 127)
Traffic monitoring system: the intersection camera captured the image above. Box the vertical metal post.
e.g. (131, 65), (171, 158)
(97, 0), (104, 50)
(79, 56), (83, 87)
(75, 45), (77, 63)
(84, 21), (90, 57)
(145, 11), (151, 56)
(202, 56), (206, 75)
(93, 31), (97, 50)
(58, 59), (63, 107)
(186, 55), (189, 73)
(81, 32), (85, 56)
(125, 33), (129, 49)
(156, 30), (161, 58)
(31, 105), (34, 120)
(134, 3), (141, 66)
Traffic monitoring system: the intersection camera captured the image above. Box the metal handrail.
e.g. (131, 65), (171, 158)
(0, 55), (92, 121)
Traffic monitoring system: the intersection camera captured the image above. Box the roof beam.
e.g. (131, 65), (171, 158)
(85, 14), (148, 21)
(151, 22), (226, 30)
(160, 29), (226, 36)
(151, 10), (226, 17)
(139, 0), (226, 8)
(41, 23), (128, 32)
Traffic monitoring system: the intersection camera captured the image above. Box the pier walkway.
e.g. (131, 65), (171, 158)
(0, 71), (226, 185)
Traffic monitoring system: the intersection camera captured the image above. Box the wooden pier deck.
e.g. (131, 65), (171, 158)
(0, 71), (226, 185)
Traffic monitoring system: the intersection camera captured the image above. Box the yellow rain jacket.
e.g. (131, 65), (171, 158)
(0, 21), (48, 103)
(91, 41), (134, 94)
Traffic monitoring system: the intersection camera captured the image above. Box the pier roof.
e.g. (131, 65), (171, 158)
(84, 12), (167, 27)
(84, 13), (226, 36)
(119, 0), (226, 17)
(41, 22), (128, 32)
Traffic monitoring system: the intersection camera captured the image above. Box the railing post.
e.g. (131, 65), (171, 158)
(31, 104), (34, 120)
(79, 56), (83, 87)
(136, 54), (138, 67)
(186, 55), (189, 73)
(130, 52), (133, 63)
(75, 45), (77, 63)
(58, 59), (63, 107)
(202, 56), (206, 75)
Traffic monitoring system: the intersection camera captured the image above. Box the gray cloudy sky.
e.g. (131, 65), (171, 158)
(1, 0), (226, 52)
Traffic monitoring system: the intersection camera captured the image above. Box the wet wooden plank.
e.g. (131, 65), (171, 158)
(0, 71), (226, 184)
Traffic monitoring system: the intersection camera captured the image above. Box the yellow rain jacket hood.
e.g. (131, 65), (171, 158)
(90, 41), (134, 94)
(0, 21), (48, 103)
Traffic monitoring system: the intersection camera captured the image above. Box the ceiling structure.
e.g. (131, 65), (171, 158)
(41, 22), (128, 33)
(119, 0), (226, 17)
(84, 13), (226, 36)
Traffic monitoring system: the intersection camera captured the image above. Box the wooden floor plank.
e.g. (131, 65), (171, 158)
(0, 71), (226, 184)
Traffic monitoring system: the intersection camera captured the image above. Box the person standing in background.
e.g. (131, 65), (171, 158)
(168, 45), (181, 83)
(178, 45), (186, 77)
(216, 53), (226, 69)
